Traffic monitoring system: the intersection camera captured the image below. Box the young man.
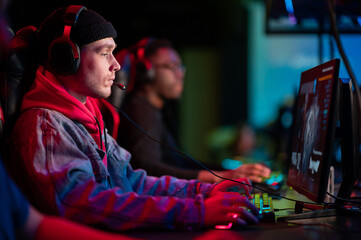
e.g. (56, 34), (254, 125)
(0, 4), (135, 239)
(7, 5), (259, 231)
(117, 38), (271, 183)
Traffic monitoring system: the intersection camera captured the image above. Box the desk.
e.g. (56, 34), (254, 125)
(127, 189), (361, 240)
(127, 218), (361, 240)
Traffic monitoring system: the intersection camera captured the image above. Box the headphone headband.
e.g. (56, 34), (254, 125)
(63, 5), (87, 25)
(48, 5), (86, 75)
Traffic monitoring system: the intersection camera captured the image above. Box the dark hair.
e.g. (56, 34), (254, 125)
(143, 38), (173, 59)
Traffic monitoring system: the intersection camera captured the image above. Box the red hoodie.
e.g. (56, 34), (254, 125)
(21, 66), (107, 165)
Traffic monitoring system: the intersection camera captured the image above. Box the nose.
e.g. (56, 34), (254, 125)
(175, 68), (185, 82)
(111, 55), (121, 72)
(176, 65), (186, 77)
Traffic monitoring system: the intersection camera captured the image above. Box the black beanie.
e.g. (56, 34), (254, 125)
(71, 9), (117, 47)
(37, 6), (117, 62)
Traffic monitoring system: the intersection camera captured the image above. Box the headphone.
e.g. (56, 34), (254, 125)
(48, 5), (87, 75)
(132, 37), (155, 86)
(114, 37), (155, 93)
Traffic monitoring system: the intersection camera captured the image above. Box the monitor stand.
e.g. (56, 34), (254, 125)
(276, 208), (337, 222)
(277, 205), (361, 222)
(277, 164), (361, 221)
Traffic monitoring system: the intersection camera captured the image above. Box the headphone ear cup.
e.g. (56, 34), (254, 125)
(136, 58), (155, 84)
(48, 37), (81, 75)
(136, 57), (155, 84)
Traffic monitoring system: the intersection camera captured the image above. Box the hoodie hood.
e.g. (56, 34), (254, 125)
(21, 65), (107, 164)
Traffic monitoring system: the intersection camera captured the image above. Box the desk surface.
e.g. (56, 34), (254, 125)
(127, 217), (361, 240)
(127, 188), (361, 240)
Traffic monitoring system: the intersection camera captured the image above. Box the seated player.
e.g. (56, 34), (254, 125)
(117, 38), (271, 183)
(6, 5), (259, 231)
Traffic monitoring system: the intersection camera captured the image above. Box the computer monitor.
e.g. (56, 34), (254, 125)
(287, 58), (348, 204)
(278, 59), (361, 222)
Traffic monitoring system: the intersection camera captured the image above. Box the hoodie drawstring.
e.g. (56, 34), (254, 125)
(94, 116), (103, 151)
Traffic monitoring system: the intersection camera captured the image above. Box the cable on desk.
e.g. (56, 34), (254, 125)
(273, 208), (296, 212)
(326, 192), (361, 204)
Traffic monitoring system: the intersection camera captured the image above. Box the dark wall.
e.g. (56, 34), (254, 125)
(219, 3), (248, 125)
(7, 0), (222, 49)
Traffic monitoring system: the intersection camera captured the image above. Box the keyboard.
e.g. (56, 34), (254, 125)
(251, 192), (275, 222)
(215, 193), (275, 229)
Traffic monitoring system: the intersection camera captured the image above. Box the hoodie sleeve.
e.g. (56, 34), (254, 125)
(8, 109), (211, 231)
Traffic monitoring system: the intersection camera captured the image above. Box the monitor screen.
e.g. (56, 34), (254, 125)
(287, 59), (340, 203)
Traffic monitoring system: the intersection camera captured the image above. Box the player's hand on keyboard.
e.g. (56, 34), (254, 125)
(204, 192), (259, 227)
(210, 178), (252, 197)
(231, 163), (271, 183)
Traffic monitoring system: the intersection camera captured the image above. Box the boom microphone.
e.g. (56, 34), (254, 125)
(112, 81), (126, 90)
